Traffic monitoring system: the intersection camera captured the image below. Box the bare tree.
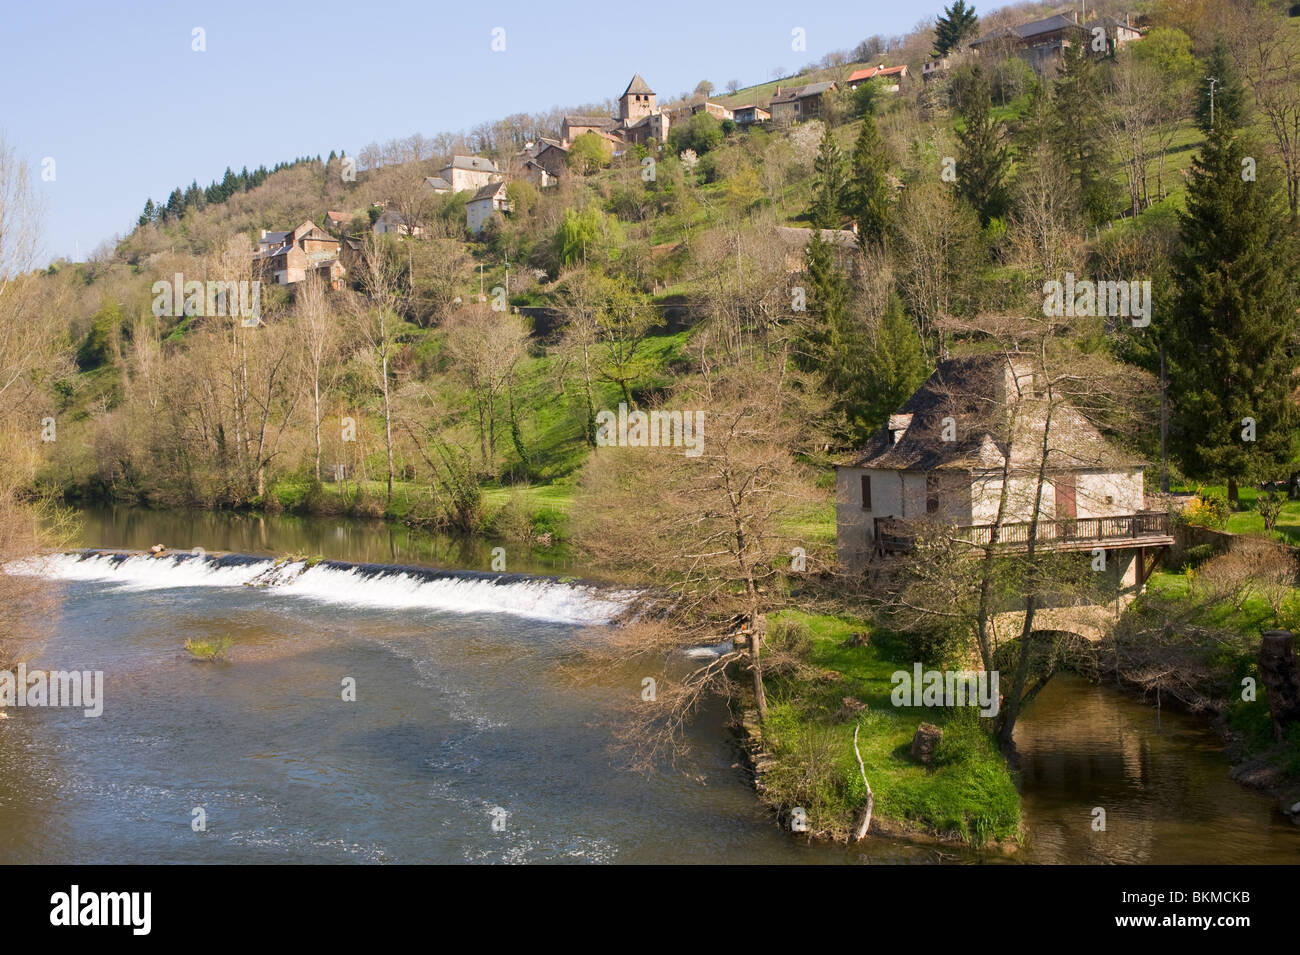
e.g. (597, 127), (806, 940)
(293, 272), (339, 481)
(1236, 6), (1300, 218)
(573, 349), (829, 765)
(441, 304), (530, 474)
(350, 233), (408, 502)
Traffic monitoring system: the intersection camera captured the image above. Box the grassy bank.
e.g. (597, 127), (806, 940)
(756, 610), (1020, 846)
(1120, 567), (1300, 784)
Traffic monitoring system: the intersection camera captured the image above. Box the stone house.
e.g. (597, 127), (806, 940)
(254, 221), (344, 287)
(437, 155), (502, 193)
(530, 139), (568, 180)
(372, 210), (422, 236)
(562, 115), (618, 146)
(768, 81), (837, 124)
(732, 104), (771, 126)
(669, 101), (735, 124)
(969, 12), (1140, 74)
(466, 181), (510, 235)
(623, 111), (670, 147)
(835, 355), (1172, 591)
(775, 225), (858, 271)
(520, 158), (557, 189)
(323, 210), (352, 232)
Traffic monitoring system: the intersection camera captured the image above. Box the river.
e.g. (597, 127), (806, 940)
(0, 505), (1296, 863)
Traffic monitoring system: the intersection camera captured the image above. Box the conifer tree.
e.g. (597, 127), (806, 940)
(933, 1), (979, 58)
(809, 125), (848, 230)
(847, 111), (891, 247)
(857, 295), (928, 435)
(1052, 42), (1109, 223)
(954, 65), (1008, 225)
(1167, 123), (1297, 502)
(1195, 36), (1247, 135)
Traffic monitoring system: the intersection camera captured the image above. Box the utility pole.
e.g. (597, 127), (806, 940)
(1206, 76), (1219, 128)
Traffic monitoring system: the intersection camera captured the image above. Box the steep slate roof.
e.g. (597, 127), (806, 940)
(775, 225), (857, 249)
(971, 13), (1085, 46)
(469, 180), (508, 202)
(622, 73), (654, 96)
(425, 176), (452, 190)
(564, 115), (617, 129)
(772, 81), (836, 103)
(844, 355), (1142, 472)
(442, 155), (500, 173)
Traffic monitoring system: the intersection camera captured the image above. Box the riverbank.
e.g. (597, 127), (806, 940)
(1105, 567), (1300, 824)
(739, 611), (1021, 849)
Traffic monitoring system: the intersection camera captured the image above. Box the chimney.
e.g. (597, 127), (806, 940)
(775, 85), (782, 97)
(260, 229), (267, 239)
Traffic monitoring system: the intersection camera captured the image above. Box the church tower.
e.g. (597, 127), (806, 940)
(618, 74), (656, 123)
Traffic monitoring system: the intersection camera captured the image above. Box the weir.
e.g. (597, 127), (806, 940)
(11, 550), (631, 626)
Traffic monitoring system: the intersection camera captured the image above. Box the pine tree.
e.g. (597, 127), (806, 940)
(798, 231), (849, 375)
(1167, 123), (1297, 502)
(165, 187), (184, 220)
(933, 0), (979, 58)
(138, 199), (156, 227)
(847, 111), (891, 247)
(955, 65), (1008, 225)
(1196, 36), (1247, 135)
(809, 125), (848, 230)
(857, 295), (928, 436)
(1052, 42), (1109, 223)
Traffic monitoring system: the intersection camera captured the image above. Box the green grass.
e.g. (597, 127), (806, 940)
(760, 610), (1020, 845)
(1174, 483), (1300, 545)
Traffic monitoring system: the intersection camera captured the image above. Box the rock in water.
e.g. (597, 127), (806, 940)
(910, 722), (943, 765)
(149, 544), (166, 555)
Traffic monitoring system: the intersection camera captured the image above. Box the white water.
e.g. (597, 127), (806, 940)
(9, 552), (630, 625)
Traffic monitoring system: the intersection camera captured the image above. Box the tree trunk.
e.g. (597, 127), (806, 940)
(313, 377), (322, 482)
(750, 612), (768, 722)
(1228, 476), (1239, 506)
(382, 350), (394, 504)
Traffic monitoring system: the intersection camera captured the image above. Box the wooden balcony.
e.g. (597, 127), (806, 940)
(875, 511), (1174, 555)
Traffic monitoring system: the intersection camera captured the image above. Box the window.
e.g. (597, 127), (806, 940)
(926, 473), (939, 514)
(860, 475), (872, 510)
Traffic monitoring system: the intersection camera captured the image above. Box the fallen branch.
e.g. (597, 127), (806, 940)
(851, 721), (874, 842)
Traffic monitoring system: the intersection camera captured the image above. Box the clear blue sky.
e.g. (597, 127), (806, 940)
(0, 0), (941, 264)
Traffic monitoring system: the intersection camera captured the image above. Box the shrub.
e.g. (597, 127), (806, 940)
(768, 616), (813, 658)
(185, 636), (233, 661)
(1181, 543), (1214, 570)
(1184, 486), (1230, 529)
(1257, 490), (1285, 533)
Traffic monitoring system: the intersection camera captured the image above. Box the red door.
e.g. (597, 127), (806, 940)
(1055, 475), (1077, 539)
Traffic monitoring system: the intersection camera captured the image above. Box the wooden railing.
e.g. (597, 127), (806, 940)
(876, 511), (1172, 553)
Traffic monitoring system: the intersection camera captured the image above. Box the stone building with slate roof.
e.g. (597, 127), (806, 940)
(835, 355), (1172, 586)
